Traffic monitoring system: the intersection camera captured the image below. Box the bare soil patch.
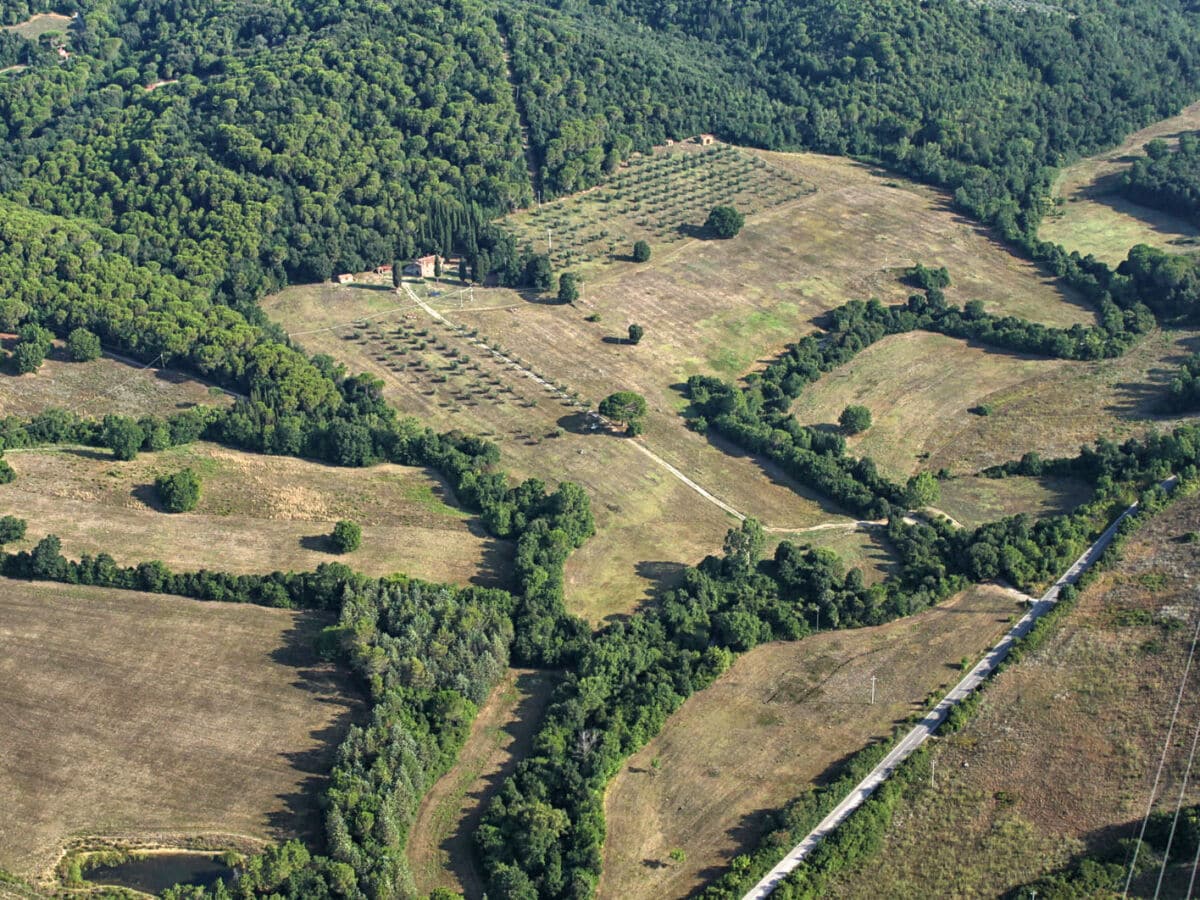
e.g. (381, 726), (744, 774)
(0, 579), (358, 881)
(600, 584), (1023, 900)
(825, 490), (1200, 897)
(0, 442), (510, 587)
(408, 669), (559, 899)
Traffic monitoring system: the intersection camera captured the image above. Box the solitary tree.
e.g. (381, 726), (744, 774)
(102, 414), (145, 461)
(627, 323), (644, 344)
(392, 261), (402, 289)
(557, 271), (580, 304)
(839, 405), (872, 435)
(331, 520), (362, 553)
(67, 327), (102, 362)
(155, 468), (201, 512)
(705, 205), (744, 239)
(632, 240), (651, 262)
(599, 391), (648, 436)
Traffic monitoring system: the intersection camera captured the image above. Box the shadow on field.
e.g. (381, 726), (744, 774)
(438, 670), (560, 898)
(131, 482), (164, 511)
(268, 613), (362, 843)
(298, 533), (332, 553)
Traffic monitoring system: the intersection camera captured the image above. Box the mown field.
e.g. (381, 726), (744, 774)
(0, 343), (227, 420)
(599, 584), (1024, 900)
(790, 327), (1200, 481)
(407, 669), (559, 898)
(0, 442), (510, 587)
(1040, 99), (1200, 264)
(825, 490), (1200, 898)
(264, 148), (1094, 620)
(0, 579), (357, 882)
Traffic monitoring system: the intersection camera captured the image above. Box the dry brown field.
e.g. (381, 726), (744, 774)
(599, 584), (1024, 900)
(1040, 100), (1200, 264)
(0, 442), (509, 587)
(0, 578), (357, 882)
(825, 490), (1200, 898)
(264, 150), (1095, 620)
(790, 328), (1200, 481)
(0, 344), (226, 420)
(407, 669), (559, 898)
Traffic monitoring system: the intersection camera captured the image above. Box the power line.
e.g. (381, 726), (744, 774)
(1155, 702), (1200, 898)
(1125, 606), (1200, 897)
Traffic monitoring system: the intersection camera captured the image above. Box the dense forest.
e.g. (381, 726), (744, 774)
(1123, 136), (1200, 225)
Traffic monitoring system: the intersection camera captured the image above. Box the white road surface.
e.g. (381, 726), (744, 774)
(741, 480), (1174, 899)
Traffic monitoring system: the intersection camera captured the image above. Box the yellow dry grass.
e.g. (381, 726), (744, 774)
(600, 584), (1023, 900)
(825, 490), (1200, 898)
(1041, 100), (1200, 264)
(0, 442), (510, 587)
(0, 346), (226, 420)
(264, 151), (1094, 618)
(0, 579), (357, 881)
(789, 328), (1200, 481)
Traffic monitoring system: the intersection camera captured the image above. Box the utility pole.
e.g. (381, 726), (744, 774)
(547, 228), (552, 254)
(930, 756), (936, 788)
(871, 675), (877, 705)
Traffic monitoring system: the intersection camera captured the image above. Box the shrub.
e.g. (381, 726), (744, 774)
(0, 515), (26, 544)
(839, 405), (872, 435)
(66, 328), (102, 362)
(155, 468), (201, 512)
(331, 520), (362, 554)
(632, 240), (651, 262)
(628, 323), (644, 345)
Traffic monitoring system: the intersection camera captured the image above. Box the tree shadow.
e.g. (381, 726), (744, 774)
(634, 560), (689, 602)
(266, 613), (364, 843)
(468, 538), (515, 590)
(131, 482), (163, 511)
(347, 282), (393, 292)
(676, 223), (710, 239)
(61, 446), (112, 462)
(438, 670), (560, 898)
(299, 534), (332, 553)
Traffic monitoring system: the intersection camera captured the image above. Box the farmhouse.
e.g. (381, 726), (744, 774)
(696, 133), (716, 146)
(375, 263), (393, 276)
(335, 273), (354, 285)
(403, 254), (441, 278)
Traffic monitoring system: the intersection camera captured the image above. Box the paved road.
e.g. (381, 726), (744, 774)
(741, 480), (1174, 900)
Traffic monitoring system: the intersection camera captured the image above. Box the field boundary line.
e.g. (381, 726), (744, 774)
(742, 478), (1175, 900)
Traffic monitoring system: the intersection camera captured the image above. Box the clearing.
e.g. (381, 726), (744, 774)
(1, 13), (72, 40)
(825, 489), (1200, 897)
(0, 578), (357, 882)
(1040, 99), (1200, 264)
(407, 669), (559, 898)
(790, 328), (1200, 481)
(0, 344), (227, 420)
(264, 148), (1094, 620)
(0, 442), (510, 587)
(599, 584), (1024, 900)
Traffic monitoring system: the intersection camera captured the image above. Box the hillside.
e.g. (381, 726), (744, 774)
(824, 490), (1200, 897)
(4, 0), (1200, 898)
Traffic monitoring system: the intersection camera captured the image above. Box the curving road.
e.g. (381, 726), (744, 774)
(741, 479), (1175, 900)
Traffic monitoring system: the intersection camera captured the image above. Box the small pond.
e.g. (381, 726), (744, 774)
(86, 852), (235, 895)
